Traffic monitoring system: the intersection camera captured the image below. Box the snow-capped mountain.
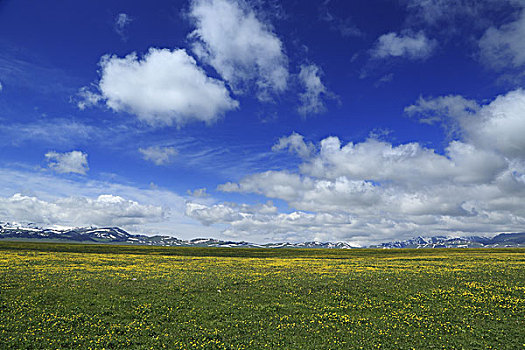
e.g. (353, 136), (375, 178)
(369, 233), (525, 248)
(0, 221), (524, 248)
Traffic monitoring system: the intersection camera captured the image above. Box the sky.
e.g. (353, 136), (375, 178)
(1, 0), (525, 245)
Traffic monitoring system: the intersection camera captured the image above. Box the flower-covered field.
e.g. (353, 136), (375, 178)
(0, 242), (523, 349)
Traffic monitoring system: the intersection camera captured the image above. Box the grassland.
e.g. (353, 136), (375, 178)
(0, 242), (523, 349)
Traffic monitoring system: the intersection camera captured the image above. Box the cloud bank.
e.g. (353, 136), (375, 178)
(186, 88), (525, 244)
(0, 193), (164, 228)
(0, 167), (218, 238)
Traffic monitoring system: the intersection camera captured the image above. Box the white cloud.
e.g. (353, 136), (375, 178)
(187, 188), (209, 198)
(207, 89), (525, 243)
(479, 9), (525, 69)
(406, 89), (525, 159)
(466, 89), (525, 158)
(297, 64), (329, 116)
(139, 146), (178, 165)
(272, 132), (315, 159)
(114, 13), (133, 40)
(77, 87), (102, 110)
(404, 94), (480, 139)
(188, 0), (289, 100)
(83, 48), (238, 126)
(0, 167), (219, 238)
(0, 193), (164, 228)
(213, 149), (525, 244)
(186, 202), (244, 226)
(219, 171), (384, 213)
(186, 201), (356, 243)
(371, 31), (437, 60)
(218, 147), (508, 217)
(45, 151), (89, 175)
(405, 94), (479, 125)
(189, 179), (525, 244)
(298, 137), (506, 186)
(0, 81), (3, 92)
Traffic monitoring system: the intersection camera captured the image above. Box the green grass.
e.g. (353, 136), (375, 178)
(0, 241), (523, 349)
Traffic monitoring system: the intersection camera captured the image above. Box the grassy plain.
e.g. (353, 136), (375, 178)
(0, 241), (523, 349)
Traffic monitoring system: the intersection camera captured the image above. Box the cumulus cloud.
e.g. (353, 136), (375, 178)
(272, 132), (315, 159)
(405, 94), (479, 124)
(201, 87), (525, 244)
(301, 138), (506, 186)
(188, 0), (289, 100)
(81, 48), (238, 126)
(114, 13), (133, 41)
(188, 178), (525, 244)
(297, 64), (330, 116)
(213, 149), (524, 244)
(139, 146), (178, 165)
(405, 94), (480, 138)
(407, 89), (525, 159)
(371, 31), (437, 60)
(0, 193), (164, 228)
(220, 142), (508, 217)
(0, 81), (3, 92)
(479, 9), (525, 69)
(219, 171), (384, 213)
(466, 89), (525, 158)
(45, 151), (89, 175)
(186, 202), (244, 226)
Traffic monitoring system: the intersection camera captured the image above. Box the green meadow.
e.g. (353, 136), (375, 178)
(0, 242), (523, 349)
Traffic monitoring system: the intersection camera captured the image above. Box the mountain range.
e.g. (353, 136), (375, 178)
(1, 222), (524, 248)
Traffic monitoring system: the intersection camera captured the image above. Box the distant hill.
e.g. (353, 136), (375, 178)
(1, 222), (524, 248)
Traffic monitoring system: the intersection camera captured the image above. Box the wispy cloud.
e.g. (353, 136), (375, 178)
(139, 146), (178, 165)
(297, 64), (332, 116)
(479, 8), (525, 70)
(114, 13), (133, 41)
(371, 31), (437, 60)
(0, 119), (94, 147)
(319, 8), (363, 38)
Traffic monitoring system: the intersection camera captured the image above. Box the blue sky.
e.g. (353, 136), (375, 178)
(1, 0), (525, 245)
